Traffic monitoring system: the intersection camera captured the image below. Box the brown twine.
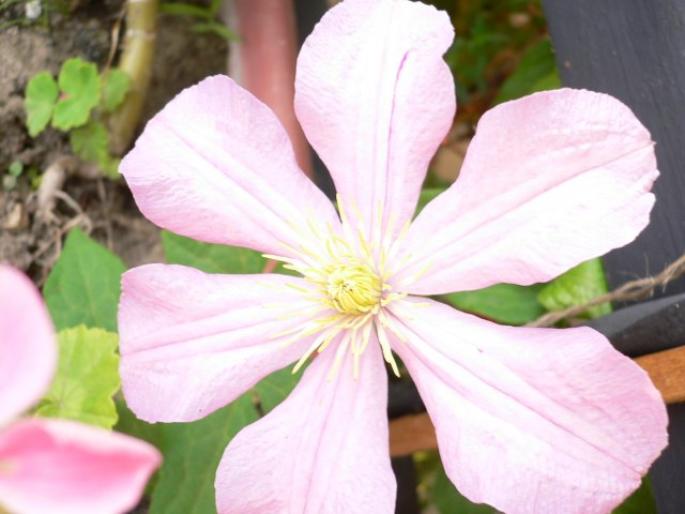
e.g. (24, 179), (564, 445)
(527, 253), (685, 328)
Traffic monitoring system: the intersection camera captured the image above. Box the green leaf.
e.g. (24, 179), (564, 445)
(253, 365), (299, 413)
(613, 478), (657, 514)
(191, 21), (238, 41)
(69, 120), (119, 178)
(445, 283), (545, 326)
(415, 187), (446, 217)
(495, 39), (560, 104)
(208, 0), (223, 15)
(35, 326), (120, 428)
(8, 160), (23, 177)
(43, 228), (125, 331)
(537, 258), (611, 319)
(24, 71), (58, 136)
(70, 120), (107, 163)
(118, 395), (258, 514)
(530, 70), (562, 92)
(430, 458), (496, 514)
(101, 68), (131, 112)
(151, 398), (258, 514)
(162, 230), (265, 274)
(52, 58), (100, 131)
(160, 1), (213, 19)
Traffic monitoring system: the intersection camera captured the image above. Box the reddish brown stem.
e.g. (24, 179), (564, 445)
(228, 0), (313, 178)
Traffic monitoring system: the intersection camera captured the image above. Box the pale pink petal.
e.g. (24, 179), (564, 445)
(389, 298), (667, 514)
(119, 264), (334, 423)
(215, 337), (395, 514)
(396, 89), (658, 294)
(121, 75), (339, 257)
(0, 266), (56, 426)
(295, 0), (455, 239)
(0, 418), (160, 514)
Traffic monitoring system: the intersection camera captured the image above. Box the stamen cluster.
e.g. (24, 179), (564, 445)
(263, 196), (408, 379)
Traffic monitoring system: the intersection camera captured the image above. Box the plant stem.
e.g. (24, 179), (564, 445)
(227, 0), (313, 178)
(108, 0), (159, 155)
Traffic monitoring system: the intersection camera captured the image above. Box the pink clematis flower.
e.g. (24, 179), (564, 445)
(0, 265), (161, 514)
(118, 0), (668, 512)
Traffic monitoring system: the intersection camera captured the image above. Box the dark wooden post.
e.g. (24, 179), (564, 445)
(542, 2), (685, 512)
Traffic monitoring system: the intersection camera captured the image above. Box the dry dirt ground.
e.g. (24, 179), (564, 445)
(0, 0), (229, 282)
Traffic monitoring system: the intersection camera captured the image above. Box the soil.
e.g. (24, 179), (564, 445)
(0, 0), (229, 281)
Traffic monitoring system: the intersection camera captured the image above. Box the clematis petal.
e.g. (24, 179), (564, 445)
(121, 75), (339, 258)
(119, 263), (334, 423)
(0, 265), (56, 426)
(0, 418), (160, 514)
(389, 298), (668, 514)
(396, 89), (658, 294)
(295, 0), (455, 240)
(215, 337), (395, 514)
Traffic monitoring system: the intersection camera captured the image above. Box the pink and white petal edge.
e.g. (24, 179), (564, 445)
(389, 297), (667, 514)
(295, 0), (455, 239)
(0, 265), (56, 426)
(0, 418), (160, 514)
(215, 340), (395, 514)
(119, 263), (334, 423)
(396, 89), (658, 295)
(121, 74), (339, 258)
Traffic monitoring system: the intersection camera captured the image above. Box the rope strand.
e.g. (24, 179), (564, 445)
(527, 253), (685, 327)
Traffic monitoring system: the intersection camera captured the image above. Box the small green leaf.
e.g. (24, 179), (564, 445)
(70, 120), (108, 163)
(415, 187), (446, 217)
(191, 21), (238, 41)
(253, 365), (300, 413)
(69, 120), (119, 178)
(209, 0), (223, 15)
(101, 69), (131, 112)
(613, 478), (657, 514)
(35, 326), (120, 428)
(495, 39), (560, 104)
(117, 396), (259, 514)
(537, 258), (611, 320)
(162, 230), (265, 274)
(429, 457), (496, 514)
(160, 1), (213, 19)
(8, 160), (23, 177)
(52, 58), (100, 131)
(43, 228), (125, 331)
(24, 71), (58, 136)
(445, 283), (545, 326)
(101, 156), (121, 179)
(530, 70), (562, 92)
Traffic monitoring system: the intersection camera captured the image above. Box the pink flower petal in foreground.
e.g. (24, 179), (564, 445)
(295, 0), (456, 239)
(0, 265), (161, 514)
(389, 297), (668, 514)
(0, 265), (56, 426)
(216, 342), (395, 514)
(120, 74), (339, 257)
(0, 419), (160, 514)
(119, 0), (667, 512)
(119, 264), (334, 422)
(396, 88), (659, 294)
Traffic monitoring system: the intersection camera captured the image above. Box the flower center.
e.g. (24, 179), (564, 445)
(325, 260), (382, 315)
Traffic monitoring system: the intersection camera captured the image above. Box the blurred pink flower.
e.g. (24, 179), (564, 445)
(0, 265), (160, 514)
(118, 0), (667, 512)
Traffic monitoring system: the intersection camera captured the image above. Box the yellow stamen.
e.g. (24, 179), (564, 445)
(325, 259), (382, 315)
(262, 195), (413, 380)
